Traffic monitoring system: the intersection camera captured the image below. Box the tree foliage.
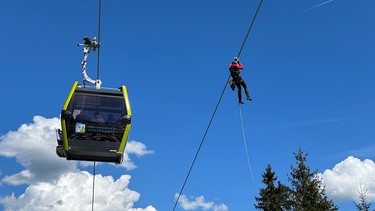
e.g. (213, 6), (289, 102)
(288, 149), (338, 211)
(353, 185), (373, 211)
(254, 164), (292, 210)
(254, 148), (338, 211)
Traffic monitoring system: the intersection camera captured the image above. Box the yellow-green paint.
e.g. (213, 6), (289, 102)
(61, 81), (79, 151)
(60, 82), (131, 157)
(118, 124), (131, 153)
(118, 85), (132, 153)
(122, 85), (132, 116)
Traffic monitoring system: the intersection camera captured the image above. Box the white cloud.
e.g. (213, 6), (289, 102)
(78, 140), (154, 170)
(120, 140), (154, 170)
(0, 116), (156, 211)
(126, 140), (154, 157)
(0, 172), (156, 211)
(175, 194), (228, 211)
(0, 116), (77, 185)
(319, 156), (375, 202)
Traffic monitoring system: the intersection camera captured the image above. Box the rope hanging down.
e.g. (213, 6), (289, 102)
(235, 0), (263, 182)
(239, 106), (255, 181)
(173, 1), (263, 210)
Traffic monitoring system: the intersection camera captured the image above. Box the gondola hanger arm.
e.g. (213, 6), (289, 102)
(77, 36), (102, 89)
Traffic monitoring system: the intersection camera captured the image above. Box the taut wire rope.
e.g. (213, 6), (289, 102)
(91, 1), (102, 210)
(91, 161), (96, 211)
(173, 0), (263, 210)
(237, 0), (263, 58)
(96, 0), (102, 81)
(172, 75), (230, 211)
(235, 0), (263, 183)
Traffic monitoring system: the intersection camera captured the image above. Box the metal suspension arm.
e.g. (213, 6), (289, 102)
(77, 36), (102, 89)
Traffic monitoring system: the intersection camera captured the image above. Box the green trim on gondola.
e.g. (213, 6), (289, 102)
(57, 81), (132, 164)
(118, 85), (131, 153)
(61, 81), (79, 151)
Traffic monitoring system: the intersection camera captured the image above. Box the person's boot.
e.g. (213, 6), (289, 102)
(245, 89), (252, 101)
(238, 92), (244, 104)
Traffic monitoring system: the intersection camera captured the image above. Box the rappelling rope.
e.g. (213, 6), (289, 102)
(239, 106), (255, 181)
(173, 1), (263, 210)
(235, 0), (263, 183)
(235, 0), (263, 182)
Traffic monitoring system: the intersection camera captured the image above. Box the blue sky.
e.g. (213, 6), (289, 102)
(1, 0), (375, 210)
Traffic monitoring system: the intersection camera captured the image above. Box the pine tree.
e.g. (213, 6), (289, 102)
(254, 164), (292, 210)
(354, 185), (373, 211)
(288, 148), (338, 211)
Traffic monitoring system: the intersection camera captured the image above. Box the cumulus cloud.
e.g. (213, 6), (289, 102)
(0, 172), (156, 211)
(0, 116), (156, 210)
(175, 194), (228, 211)
(319, 156), (375, 202)
(78, 140), (154, 170)
(0, 116), (77, 185)
(120, 140), (154, 170)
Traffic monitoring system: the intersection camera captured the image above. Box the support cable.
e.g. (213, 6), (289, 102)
(92, 161), (96, 211)
(172, 75), (230, 211)
(236, 0), (263, 58)
(91, 2), (101, 211)
(96, 0), (102, 81)
(77, 0), (102, 89)
(173, 1), (263, 209)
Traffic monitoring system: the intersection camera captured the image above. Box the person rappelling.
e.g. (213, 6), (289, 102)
(228, 57), (252, 104)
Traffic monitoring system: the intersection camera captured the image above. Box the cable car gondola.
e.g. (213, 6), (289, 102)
(56, 36), (132, 164)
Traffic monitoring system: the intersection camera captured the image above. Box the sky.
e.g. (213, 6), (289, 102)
(0, 0), (375, 210)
